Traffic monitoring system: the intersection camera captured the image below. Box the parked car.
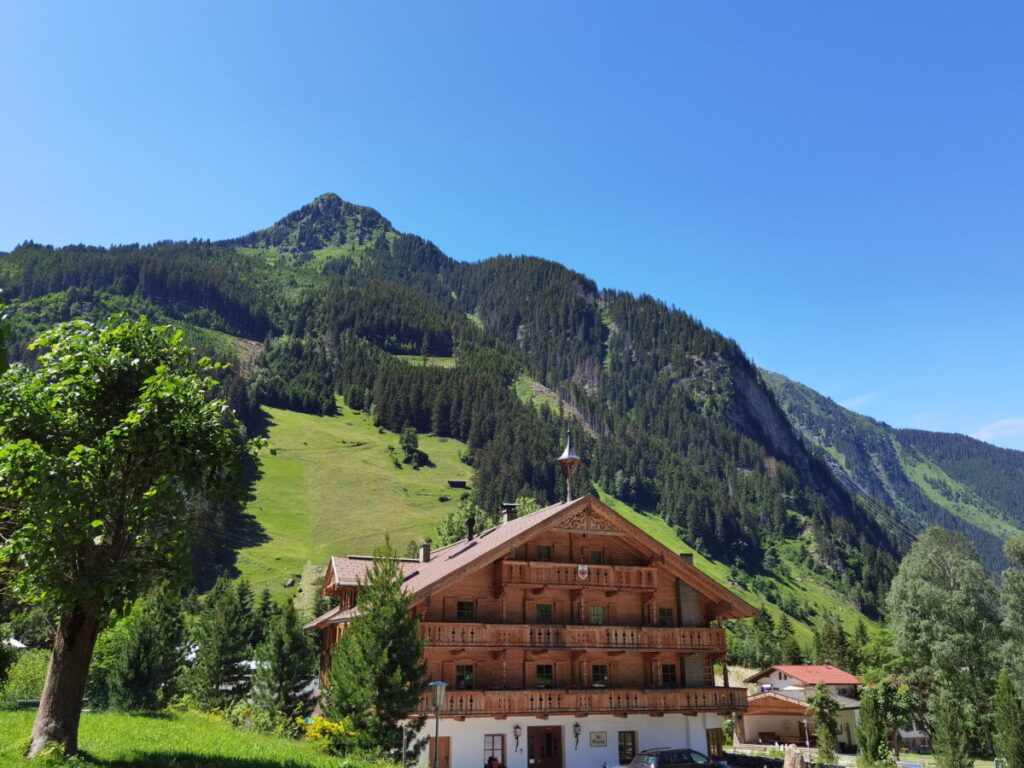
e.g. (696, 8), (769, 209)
(628, 748), (728, 768)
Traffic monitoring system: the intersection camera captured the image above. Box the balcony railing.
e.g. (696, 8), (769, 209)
(501, 561), (656, 590)
(422, 623), (724, 652)
(416, 687), (747, 717)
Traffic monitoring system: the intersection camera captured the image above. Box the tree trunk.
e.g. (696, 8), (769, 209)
(27, 606), (100, 758)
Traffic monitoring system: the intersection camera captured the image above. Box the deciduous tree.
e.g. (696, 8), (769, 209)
(0, 317), (249, 757)
(885, 527), (999, 751)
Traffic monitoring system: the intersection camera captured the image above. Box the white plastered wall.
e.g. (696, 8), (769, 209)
(417, 712), (722, 768)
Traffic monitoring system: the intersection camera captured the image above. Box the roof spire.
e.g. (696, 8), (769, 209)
(556, 429), (582, 502)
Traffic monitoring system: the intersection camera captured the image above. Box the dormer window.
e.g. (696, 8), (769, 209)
(536, 545), (553, 562)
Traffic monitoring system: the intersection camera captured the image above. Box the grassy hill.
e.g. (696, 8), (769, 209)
(236, 399), (472, 596)
(237, 396), (875, 641)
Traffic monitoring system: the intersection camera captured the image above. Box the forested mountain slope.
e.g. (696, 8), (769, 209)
(762, 369), (1023, 570)
(0, 192), (939, 622)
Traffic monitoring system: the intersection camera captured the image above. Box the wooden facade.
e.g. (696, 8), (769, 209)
(310, 495), (755, 723)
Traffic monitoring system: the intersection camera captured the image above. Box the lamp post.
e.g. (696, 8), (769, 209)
(429, 681), (448, 768)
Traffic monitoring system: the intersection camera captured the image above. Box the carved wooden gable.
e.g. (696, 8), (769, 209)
(556, 503), (623, 533)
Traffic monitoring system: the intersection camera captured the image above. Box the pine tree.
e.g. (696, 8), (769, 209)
(254, 588), (279, 648)
(932, 686), (973, 768)
(187, 577), (255, 708)
(776, 614), (803, 664)
(251, 600), (314, 725)
(994, 670), (1024, 768)
(107, 582), (185, 711)
(857, 685), (889, 768)
(853, 620), (871, 673)
(807, 682), (840, 764)
(323, 539), (427, 755)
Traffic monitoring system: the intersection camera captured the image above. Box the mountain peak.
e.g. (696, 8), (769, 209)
(223, 193), (395, 252)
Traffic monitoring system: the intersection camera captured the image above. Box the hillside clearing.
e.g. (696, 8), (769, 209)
(236, 400), (471, 596)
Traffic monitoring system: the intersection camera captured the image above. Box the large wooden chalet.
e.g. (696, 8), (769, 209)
(307, 445), (756, 768)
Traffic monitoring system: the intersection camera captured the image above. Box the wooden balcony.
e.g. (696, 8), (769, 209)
(422, 623), (725, 652)
(500, 560), (656, 591)
(416, 687), (747, 717)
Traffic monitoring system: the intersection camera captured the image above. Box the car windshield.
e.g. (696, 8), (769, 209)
(630, 756), (658, 768)
(683, 751), (712, 764)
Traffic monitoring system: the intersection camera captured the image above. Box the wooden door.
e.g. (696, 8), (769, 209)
(528, 726), (563, 768)
(429, 736), (451, 768)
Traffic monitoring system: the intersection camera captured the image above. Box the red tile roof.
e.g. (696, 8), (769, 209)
(744, 664), (861, 686)
(306, 494), (758, 630)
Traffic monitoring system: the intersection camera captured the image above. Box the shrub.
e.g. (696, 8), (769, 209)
(301, 715), (359, 753)
(0, 649), (51, 709)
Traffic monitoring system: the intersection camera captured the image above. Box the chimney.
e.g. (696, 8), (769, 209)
(679, 552), (693, 565)
(502, 502), (519, 523)
(466, 516), (476, 541)
(419, 538), (432, 563)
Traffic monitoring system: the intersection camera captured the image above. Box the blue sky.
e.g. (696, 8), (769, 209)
(2, 1), (1022, 449)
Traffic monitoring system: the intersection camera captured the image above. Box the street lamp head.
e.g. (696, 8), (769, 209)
(513, 724), (522, 739)
(429, 680), (448, 709)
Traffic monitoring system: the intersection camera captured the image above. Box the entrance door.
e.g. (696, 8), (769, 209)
(429, 736), (451, 768)
(528, 726), (563, 768)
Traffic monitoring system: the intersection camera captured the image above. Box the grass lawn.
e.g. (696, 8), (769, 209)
(236, 400), (472, 596)
(0, 710), (341, 767)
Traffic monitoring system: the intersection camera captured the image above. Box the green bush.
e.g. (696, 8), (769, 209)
(0, 649), (51, 709)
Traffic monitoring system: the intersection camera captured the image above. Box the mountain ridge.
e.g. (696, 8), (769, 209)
(761, 368), (1021, 570)
(4, 191), (1012, 633)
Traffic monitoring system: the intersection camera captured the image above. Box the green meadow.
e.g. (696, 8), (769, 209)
(235, 400), (472, 596)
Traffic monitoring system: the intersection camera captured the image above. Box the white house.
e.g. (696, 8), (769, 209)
(736, 665), (860, 753)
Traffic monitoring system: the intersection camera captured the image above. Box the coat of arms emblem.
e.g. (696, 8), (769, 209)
(577, 564), (589, 580)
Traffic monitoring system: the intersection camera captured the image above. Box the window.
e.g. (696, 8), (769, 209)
(536, 664), (554, 688)
(536, 604), (554, 625)
(456, 664), (474, 690)
(661, 664), (677, 686)
(590, 605), (608, 625)
(592, 664), (609, 688)
(706, 730), (725, 760)
(590, 550), (604, 564)
(484, 734), (505, 766)
(618, 731), (637, 764)
(456, 601), (475, 622)
(536, 545), (552, 562)
(658, 608), (674, 626)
